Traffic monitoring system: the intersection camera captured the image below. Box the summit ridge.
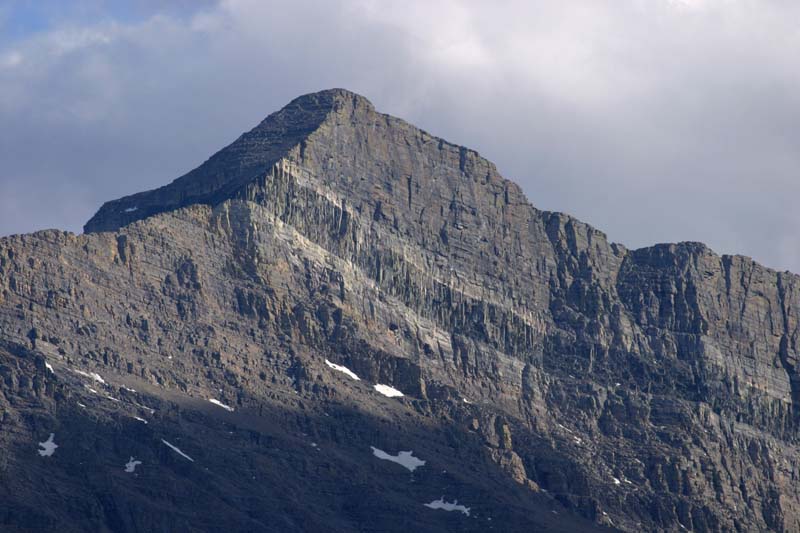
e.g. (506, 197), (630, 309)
(86, 89), (382, 233)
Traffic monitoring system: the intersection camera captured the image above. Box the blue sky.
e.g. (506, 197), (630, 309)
(0, 0), (211, 36)
(2, 0), (800, 273)
(2, 1), (155, 42)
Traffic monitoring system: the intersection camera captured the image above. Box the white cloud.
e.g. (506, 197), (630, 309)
(0, 50), (22, 68)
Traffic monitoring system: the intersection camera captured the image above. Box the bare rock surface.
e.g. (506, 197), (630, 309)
(2, 89), (800, 531)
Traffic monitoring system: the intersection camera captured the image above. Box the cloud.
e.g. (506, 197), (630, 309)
(1, 0), (799, 273)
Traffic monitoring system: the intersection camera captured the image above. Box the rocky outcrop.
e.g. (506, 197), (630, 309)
(2, 89), (800, 532)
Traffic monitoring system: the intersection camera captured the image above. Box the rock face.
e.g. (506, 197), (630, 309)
(2, 88), (800, 532)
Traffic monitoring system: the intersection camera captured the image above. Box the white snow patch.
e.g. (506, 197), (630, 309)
(374, 384), (403, 398)
(462, 398), (471, 404)
(122, 386), (137, 393)
(161, 439), (194, 462)
(105, 395), (120, 402)
(133, 416), (148, 424)
(124, 457), (142, 473)
(371, 446), (425, 472)
(77, 402), (86, 408)
(208, 398), (234, 412)
(134, 402), (155, 413)
(45, 362), (54, 373)
(38, 433), (58, 457)
(74, 369), (105, 384)
(324, 359), (360, 380)
(424, 497), (470, 516)
(612, 477), (621, 486)
(124, 206), (138, 213)
(85, 385), (98, 394)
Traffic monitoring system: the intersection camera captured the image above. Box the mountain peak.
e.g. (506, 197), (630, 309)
(82, 88), (376, 233)
(283, 88), (375, 112)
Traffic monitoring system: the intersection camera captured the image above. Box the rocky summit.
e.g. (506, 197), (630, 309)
(1, 88), (800, 532)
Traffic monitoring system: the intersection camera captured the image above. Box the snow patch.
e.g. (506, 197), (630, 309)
(74, 369), (105, 384)
(612, 477), (621, 486)
(124, 206), (138, 213)
(209, 398), (234, 412)
(134, 402), (155, 414)
(371, 446), (425, 472)
(161, 439), (194, 462)
(133, 416), (148, 424)
(424, 497), (470, 516)
(85, 385), (98, 394)
(38, 433), (58, 457)
(45, 362), (54, 373)
(324, 359), (360, 380)
(374, 384), (403, 398)
(124, 457), (142, 473)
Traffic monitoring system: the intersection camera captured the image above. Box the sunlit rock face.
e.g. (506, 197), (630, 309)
(2, 89), (800, 532)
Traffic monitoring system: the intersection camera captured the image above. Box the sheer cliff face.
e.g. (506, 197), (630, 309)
(2, 89), (800, 532)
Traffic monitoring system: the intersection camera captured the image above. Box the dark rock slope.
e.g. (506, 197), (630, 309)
(2, 88), (799, 532)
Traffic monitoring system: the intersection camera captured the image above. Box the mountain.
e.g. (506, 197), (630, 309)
(2, 88), (800, 532)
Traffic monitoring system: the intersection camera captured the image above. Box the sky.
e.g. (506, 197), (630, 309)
(1, 0), (799, 273)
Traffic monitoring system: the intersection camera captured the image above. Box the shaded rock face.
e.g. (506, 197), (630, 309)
(2, 88), (800, 532)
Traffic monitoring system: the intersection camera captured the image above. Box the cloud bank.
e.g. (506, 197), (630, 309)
(1, 0), (799, 272)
